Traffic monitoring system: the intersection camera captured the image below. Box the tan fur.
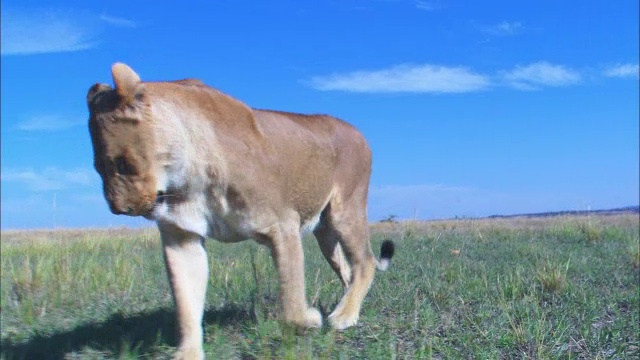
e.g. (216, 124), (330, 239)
(87, 63), (390, 360)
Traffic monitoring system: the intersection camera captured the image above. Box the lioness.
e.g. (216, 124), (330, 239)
(87, 63), (395, 359)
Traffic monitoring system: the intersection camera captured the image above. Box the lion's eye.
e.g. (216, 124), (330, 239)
(114, 156), (137, 176)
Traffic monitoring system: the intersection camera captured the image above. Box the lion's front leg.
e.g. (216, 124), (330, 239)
(159, 224), (209, 360)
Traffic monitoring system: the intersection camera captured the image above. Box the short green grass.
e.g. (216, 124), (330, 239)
(1, 214), (638, 359)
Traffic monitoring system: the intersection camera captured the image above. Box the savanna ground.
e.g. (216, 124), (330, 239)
(1, 214), (638, 359)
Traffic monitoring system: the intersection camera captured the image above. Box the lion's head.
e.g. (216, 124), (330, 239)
(87, 63), (158, 217)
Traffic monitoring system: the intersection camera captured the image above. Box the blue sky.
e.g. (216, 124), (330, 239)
(1, 0), (638, 229)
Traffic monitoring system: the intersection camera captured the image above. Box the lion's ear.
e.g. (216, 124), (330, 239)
(87, 83), (112, 106)
(111, 62), (143, 102)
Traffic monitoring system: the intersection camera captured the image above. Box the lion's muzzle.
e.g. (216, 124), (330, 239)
(110, 204), (131, 215)
(106, 192), (157, 217)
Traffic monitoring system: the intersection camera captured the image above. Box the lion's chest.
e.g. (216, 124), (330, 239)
(153, 191), (250, 242)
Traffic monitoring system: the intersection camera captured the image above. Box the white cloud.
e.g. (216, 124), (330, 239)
(414, 1), (443, 11)
(1, 9), (98, 55)
(1, 9), (140, 56)
(603, 63), (639, 79)
(481, 21), (523, 36)
(308, 64), (491, 93)
(0, 195), (50, 214)
(502, 62), (581, 90)
(1, 167), (98, 191)
(16, 115), (85, 131)
(308, 61), (632, 94)
(99, 14), (138, 28)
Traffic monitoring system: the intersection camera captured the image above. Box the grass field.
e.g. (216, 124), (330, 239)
(1, 214), (638, 359)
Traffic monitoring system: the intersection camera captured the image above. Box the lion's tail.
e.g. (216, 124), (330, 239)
(376, 239), (395, 271)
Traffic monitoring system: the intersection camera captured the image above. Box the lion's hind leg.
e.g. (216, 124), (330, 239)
(313, 210), (352, 288)
(318, 200), (378, 330)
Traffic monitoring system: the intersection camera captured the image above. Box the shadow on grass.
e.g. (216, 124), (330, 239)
(1, 305), (253, 360)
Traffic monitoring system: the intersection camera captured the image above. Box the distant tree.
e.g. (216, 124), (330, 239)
(380, 214), (398, 223)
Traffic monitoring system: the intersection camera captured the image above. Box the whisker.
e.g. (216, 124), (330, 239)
(157, 194), (179, 199)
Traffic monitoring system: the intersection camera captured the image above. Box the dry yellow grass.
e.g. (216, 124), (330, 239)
(0, 227), (158, 246)
(370, 213), (638, 239)
(2, 213), (636, 246)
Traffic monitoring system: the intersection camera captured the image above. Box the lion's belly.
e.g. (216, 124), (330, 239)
(297, 189), (333, 233)
(154, 181), (333, 242)
(206, 213), (248, 242)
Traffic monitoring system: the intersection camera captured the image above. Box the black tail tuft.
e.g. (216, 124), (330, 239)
(377, 239), (395, 271)
(380, 239), (395, 260)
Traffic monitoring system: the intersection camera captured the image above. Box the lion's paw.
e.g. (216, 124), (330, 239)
(173, 346), (204, 360)
(328, 310), (359, 330)
(304, 307), (323, 328)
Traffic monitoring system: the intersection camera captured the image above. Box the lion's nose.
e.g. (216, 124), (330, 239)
(110, 204), (132, 215)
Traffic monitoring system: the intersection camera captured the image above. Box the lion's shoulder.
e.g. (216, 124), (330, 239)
(144, 79), (245, 109)
(252, 109), (360, 135)
(171, 78), (207, 87)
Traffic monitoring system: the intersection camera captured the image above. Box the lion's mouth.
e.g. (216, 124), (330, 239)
(132, 191), (163, 220)
(142, 204), (157, 219)
(143, 190), (168, 220)
(144, 189), (187, 220)
(155, 188), (187, 205)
